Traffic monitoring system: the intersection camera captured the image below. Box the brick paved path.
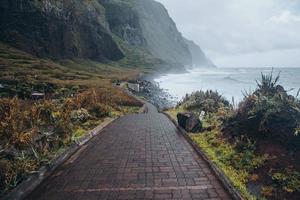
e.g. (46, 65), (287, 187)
(27, 103), (231, 200)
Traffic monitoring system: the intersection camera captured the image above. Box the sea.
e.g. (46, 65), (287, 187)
(154, 68), (300, 103)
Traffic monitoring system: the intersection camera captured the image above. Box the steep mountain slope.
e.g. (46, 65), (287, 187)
(133, 0), (192, 65)
(0, 0), (123, 61)
(184, 38), (216, 68)
(0, 0), (213, 69)
(101, 0), (145, 47)
(100, 0), (192, 65)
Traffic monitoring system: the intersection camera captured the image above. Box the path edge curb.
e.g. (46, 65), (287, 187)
(3, 117), (118, 200)
(162, 112), (244, 200)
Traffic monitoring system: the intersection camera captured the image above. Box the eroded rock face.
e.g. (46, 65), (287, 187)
(134, 0), (192, 65)
(0, 0), (211, 67)
(102, 0), (193, 65)
(177, 112), (202, 133)
(102, 0), (146, 47)
(0, 0), (123, 61)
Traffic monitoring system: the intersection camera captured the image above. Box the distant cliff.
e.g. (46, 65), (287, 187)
(184, 38), (216, 68)
(0, 0), (213, 69)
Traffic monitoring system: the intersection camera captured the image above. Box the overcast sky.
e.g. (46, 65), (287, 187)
(156, 0), (300, 68)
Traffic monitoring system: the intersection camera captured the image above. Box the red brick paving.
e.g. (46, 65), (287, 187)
(26, 103), (232, 200)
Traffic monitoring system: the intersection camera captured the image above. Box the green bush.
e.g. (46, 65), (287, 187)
(70, 108), (91, 124)
(270, 169), (300, 194)
(178, 90), (230, 113)
(225, 72), (300, 148)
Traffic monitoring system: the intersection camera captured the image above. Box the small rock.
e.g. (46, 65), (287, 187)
(199, 111), (205, 121)
(177, 112), (202, 133)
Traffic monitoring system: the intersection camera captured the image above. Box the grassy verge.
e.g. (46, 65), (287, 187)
(166, 81), (300, 200)
(191, 131), (261, 200)
(166, 108), (260, 200)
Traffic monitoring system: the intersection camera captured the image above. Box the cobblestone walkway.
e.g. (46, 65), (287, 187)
(27, 103), (231, 200)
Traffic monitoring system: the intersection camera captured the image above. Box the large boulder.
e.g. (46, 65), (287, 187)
(177, 112), (202, 133)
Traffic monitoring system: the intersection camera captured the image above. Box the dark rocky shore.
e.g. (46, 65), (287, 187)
(129, 78), (177, 110)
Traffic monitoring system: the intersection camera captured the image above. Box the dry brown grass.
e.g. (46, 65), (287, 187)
(0, 87), (142, 194)
(0, 42), (144, 195)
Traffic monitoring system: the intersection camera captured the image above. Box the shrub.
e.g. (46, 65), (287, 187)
(70, 109), (91, 124)
(72, 128), (86, 141)
(261, 168), (300, 199)
(88, 103), (110, 118)
(0, 160), (14, 192)
(269, 169), (300, 194)
(230, 136), (265, 172)
(0, 85), (142, 195)
(0, 98), (34, 148)
(179, 90), (230, 113)
(224, 72), (300, 148)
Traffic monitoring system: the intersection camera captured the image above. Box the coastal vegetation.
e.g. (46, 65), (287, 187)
(0, 43), (143, 196)
(166, 72), (300, 200)
(0, 0), (221, 197)
(0, 0), (298, 199)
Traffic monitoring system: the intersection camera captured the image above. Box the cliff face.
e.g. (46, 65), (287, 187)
(0, 0), (123, 61)
(184, 38), (216, 68)
(101, 0), (192, 65)
(0, 0), (212, 68)
(133, 0), (192, 65)
(101, 0), (146, 47)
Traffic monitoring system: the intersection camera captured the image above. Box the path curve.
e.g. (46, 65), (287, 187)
(27, 103), (231, 200)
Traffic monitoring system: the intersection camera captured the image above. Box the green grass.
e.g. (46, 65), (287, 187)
(165, 73), (300, 199)
(166, 107), (264, 200)
(0, 42), (141, 88)
(72, 128), (87, 141)
(165, 107), (185, 120)
(191, 131), (258, 200)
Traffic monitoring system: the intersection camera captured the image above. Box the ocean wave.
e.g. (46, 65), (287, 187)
(155, 68), (300, 104)
(187, 69), (234, 76)
(223, 76), (249, 84)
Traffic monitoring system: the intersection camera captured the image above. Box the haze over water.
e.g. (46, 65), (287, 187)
(155, 68), (300, 103)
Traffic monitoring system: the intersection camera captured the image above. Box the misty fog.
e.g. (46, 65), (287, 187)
(157, 0), (300, 68)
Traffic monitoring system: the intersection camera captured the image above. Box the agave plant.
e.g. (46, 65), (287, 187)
(225, 71), (300, 147)
(255, 70), (280, 96)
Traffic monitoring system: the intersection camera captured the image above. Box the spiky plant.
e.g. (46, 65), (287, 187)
(226, 71), (300, 148)
(179, 90), (230, 113)
(256, 70), (280, 96)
